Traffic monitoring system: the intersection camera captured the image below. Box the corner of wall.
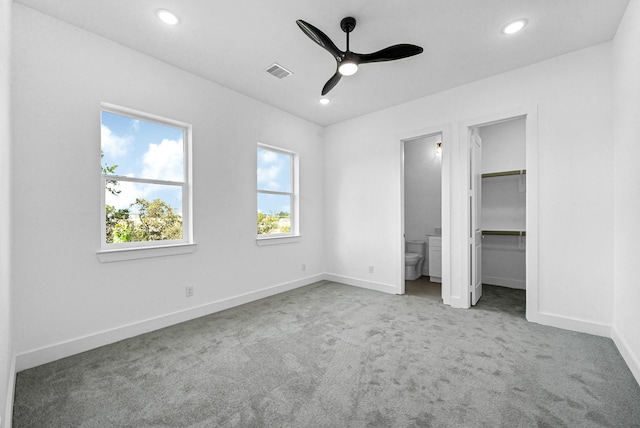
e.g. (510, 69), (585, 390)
(611, 326), (640, 386)
(3, 356), (15, 428)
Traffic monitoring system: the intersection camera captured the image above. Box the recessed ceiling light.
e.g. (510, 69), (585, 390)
(502, 19), (527, 35)
(156, 9), (179, 26)
(319, 98), (330, 105)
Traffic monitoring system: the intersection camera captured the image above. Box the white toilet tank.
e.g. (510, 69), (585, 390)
(406, 240), (426, 256)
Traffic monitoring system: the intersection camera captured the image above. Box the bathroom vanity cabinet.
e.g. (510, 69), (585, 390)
(428, 236), (442, 283)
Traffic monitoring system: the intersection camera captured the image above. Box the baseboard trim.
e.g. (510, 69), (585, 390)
(611, 326), (640, 386)
(323, 273), (397, 295)
(528, 311), (611, 337)
(4, 354), (15, 428)
(15, 274), (324, 372)
(482, 276), (525, 290)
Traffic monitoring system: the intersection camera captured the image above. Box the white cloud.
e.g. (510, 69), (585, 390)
(101, 124), (131, 159)
(257, 165), (281, 190)
(259, 149), (278, 163)
(142, 139), (183, 181)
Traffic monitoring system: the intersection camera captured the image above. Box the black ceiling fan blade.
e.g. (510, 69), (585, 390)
(296, 20), (343, 59)
(321, 71), (342, 96)
(358, 44), (423, 64)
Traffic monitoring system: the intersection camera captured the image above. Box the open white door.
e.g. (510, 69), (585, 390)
(470, 128), (483, 305)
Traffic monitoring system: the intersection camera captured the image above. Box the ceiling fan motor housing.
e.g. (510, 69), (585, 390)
(340, 17), (356, 33)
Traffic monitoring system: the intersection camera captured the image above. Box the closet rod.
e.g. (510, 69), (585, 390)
(481, 230), (526, 236)
(481, 169), (526, 178)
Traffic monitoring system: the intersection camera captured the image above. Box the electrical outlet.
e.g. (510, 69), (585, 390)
(301, 263), (306, 271)
(185, 286), (194, 297)
(369, 266), (374, 273)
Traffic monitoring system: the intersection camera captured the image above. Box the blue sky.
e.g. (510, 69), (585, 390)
(257, 147), (291, 215)
(101, 111), (184, 214)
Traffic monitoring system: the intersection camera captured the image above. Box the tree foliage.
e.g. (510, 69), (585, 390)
(101, 151), (121, 196)
(102, 157), (182, 244)
(257, 211), (290, 235)
(106, 199), (182, 243)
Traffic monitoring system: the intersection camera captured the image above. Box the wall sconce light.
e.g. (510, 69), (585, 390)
(435, 141), (442, 155)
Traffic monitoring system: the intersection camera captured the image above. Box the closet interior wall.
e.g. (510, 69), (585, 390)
(479, 118), (526, 290)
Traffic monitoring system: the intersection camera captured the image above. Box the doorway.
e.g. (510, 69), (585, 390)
(466, 113), (533, 315)
(402, 133), (443, 301)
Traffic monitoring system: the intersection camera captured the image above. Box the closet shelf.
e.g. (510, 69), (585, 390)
(481, 169), (526, 178)
(482, 230), (526, 236)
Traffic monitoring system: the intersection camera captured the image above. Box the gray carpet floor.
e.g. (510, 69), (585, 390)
(12, 280), (640, 427)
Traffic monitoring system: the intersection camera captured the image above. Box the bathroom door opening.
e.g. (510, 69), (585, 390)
(401, 132), (444, 302)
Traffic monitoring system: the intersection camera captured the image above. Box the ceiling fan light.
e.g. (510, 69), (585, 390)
(338, 61), (358, 76)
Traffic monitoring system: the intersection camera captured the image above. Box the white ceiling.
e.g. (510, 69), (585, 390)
(15, 0), (629, 126)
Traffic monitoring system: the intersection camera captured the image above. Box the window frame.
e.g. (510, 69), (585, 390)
(98, 103), (194, 261)
(256, 143), (300, 244)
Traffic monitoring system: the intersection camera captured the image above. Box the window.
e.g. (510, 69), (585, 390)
(99, 103), (193, 258)
(257, 144), (298, 241)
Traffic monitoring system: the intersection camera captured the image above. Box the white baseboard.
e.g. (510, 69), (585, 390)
(482, 276), (526, 290)
(611, 326), (640, 386)
(4, 355), (15, 428)
(15, 274), (324, 372)
(323, 273), (397, 295)
(528, 311), (612, 337)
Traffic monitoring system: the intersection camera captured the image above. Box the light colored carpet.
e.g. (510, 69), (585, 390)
(13, 281), (640, 427)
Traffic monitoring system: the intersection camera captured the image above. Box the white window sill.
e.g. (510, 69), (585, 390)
(97, 243), (197, 263)
(256, 235), (301, 246)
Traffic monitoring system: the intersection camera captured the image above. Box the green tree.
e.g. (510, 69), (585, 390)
(101, 151), (120, 196)
(257, 212), (279, 234)
(105, 204), (131, 243)
(130, 198), (182, 241)
(102, 157), (182, 243)
(257, 211), (290, 234)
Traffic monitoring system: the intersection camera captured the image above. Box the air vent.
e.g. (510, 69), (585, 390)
(266, 63), (293, 79)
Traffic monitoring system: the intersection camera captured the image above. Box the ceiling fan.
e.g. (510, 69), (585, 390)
(296, 17), (424, 96)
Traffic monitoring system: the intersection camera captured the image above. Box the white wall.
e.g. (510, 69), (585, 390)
(0, 0), (13, 424)
(480, 118), (526, 174)
(613, 0), (640, 383)
(324, 42), (614, 331)
(404, 135), (441, 275)
(11, 5), (325, 370)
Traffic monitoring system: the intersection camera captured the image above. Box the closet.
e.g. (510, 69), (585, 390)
(479, 118), (526, 290)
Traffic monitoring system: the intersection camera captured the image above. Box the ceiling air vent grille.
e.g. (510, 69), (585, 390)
(266, 63), (293, 79)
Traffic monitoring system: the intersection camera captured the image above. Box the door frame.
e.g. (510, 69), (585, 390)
(397, 124), (452, 304)
(457, 106), (538, 316)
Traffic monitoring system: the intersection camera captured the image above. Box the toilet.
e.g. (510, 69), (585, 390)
(405, 240), (426, 280)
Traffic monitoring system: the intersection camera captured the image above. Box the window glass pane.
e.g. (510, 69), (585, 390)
(101, 111), (184, 181)
(257, 193), (291, 235)
(257, 147), (291, 192)
(105, 181), (183, 243)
